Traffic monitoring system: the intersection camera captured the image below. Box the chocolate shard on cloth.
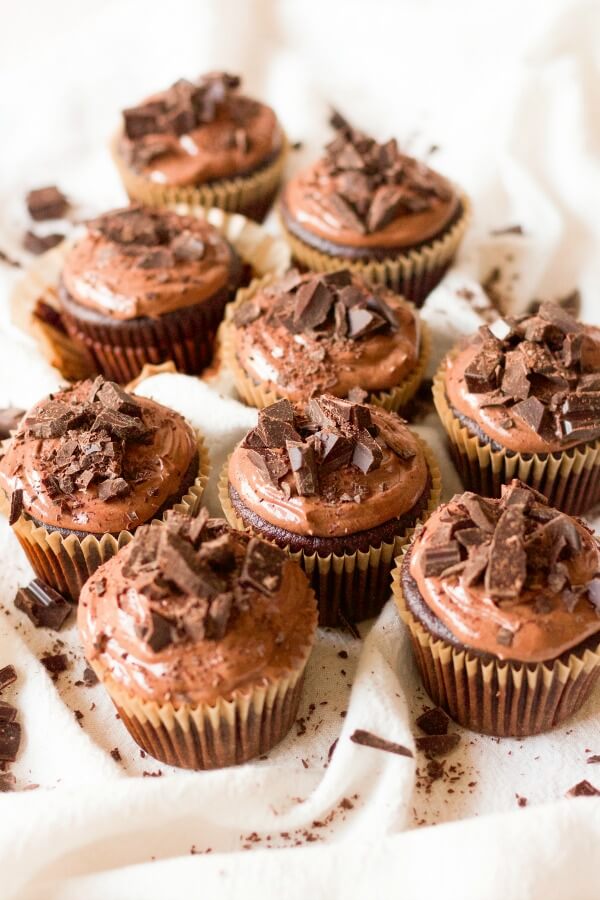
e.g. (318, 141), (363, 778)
(244, 394), (418, 503)
(14, 579), (72, 630)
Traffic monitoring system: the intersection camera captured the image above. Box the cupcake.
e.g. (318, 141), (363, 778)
(434, 302), (600, 515)
(219, 394), (441, 625)
(58, 205), (243, 382)
(393, 480), (600, 736)
(221, 268), (429, 412)
(78, 510), (317, 769)
(279, 111), (469, 306)
(0, 377), (208, 601)
(112, 72), (287, 222)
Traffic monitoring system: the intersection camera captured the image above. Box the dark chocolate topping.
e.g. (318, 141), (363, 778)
(460, 304), (600, 444)
(242, 394), (415, 501)
(85, 205), (206, 266)
(234, 269), (398, 343)
(26, 186), (68, 221)
(316, 111), (452, 236)
(116, 510), (287, 651)
(419, 479), (600, 612)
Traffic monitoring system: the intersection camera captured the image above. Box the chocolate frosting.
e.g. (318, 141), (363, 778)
(232, 269), (420, 401)
(281, 111), (459, 251)
(409, 480), (600, 663)
(0, 378), (198, 534)
(61, 206), (235, 321)
(444, 303), (600, 453)
(118, 73), (283, 187)
(228, 395), (429, 537)
(78, 511), (317, 704)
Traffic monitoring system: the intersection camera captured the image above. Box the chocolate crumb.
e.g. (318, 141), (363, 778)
(415, 733), (461, 758)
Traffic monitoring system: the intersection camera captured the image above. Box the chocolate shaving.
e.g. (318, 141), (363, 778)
(350, 729), (413, 758)
(23, 231), (64, 255)
(9, 489), (23, 526)
(14, 579), (71, 630)
(485, 506), (526, 598)
(0, 666), (17, 693)
(240, 538), (286, 595)
(286, 440), (319, 495)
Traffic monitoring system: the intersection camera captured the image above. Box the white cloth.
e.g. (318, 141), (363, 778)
(1, 2), (600, 898)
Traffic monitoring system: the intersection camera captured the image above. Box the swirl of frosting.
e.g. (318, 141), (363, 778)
(444, 303), (600, 454)
(0, 378), (198, 535)
(78, 513), (317, 705)
(231, 269), (420, 401)
(118, 73), (283, 187)
(60, 206), (236, 321)
(407, 481), (600, 663)
(229, 396), (429, 538)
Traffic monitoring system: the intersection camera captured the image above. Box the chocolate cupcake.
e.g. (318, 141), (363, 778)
(434, 302), (600, 514)
(78, 510), (317, 769)
(279, 112), (469, 306)
(58, 205), (243, 382)
(221, 268), (429, 412)
(112, 72), (287, 222)
(219, 395), (441, 625)
(0, 377), (208, 600)
(392, 481), (600, 736)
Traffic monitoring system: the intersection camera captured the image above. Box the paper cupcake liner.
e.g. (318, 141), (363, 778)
(219, 275), (430, 413)
(432, 359), (600, 515)
(111, 132), (289, 223)
(10, 208), (291, 383)
(11, 432), (210, 602)
(218, 436), (442, 626)
(392, 546), (600, 736)
(279, 194), (471, 308)
(61, 289), (229, 383)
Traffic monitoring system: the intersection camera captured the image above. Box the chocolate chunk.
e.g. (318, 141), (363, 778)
(9, 489), (23, 526)
(455, 528), (487, 548)
(325, 193), (366, 234)
(511, 396), (550, 434)
(415, 733), (460, 758)
(0, 773), (16, 792)
(462, 543), (491, 586)
(171, 231), (205, 261)
(464, 350), (502, 393)
(496, 627), (514, 647)
(566, 780), (600, 798)
(233, 301), (261, 327)
(92, 408), (147, 440)
(0, 702), (16, 723)
(376, 423), (416, 461)
(422, 541), (462, 577)
(95, 381), (141, 417)
(23, 231), (64, 255)
(139, 612), (173, 653)
(0, 407), (24, 440)
(256, 408), (300, 448)
(0, 721), (21, 762)
(539, 301), (582, 335)
(123, 104), (164, 138)
(485, 506), (526, 598)
(346, 307), (387, 340)
(317, 431), (353, 474)
(26, 186), (68, 221)
(351, 430), (383, 474)
(367, 185), (405, 232)
(98, 477), (130, 501)
(240, 537), (285, 595)
(293, 279), (333, 330)
(350, 729), (413, 758)
(578, 373), (600, 392)
(286, 441), (319, 495)
(82, 666), (99, 687)
(460, 494), (498, 532)
(14, 579), (71, 630)
(247, 449), (290, 487)
(500, 481), (535, 509)
(0, 666), (17, 693)
(26, 401), (88, 438)
(501, 350), (531, 400)
(40, 653), (69, 676)
(416, 707), (450, 736)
